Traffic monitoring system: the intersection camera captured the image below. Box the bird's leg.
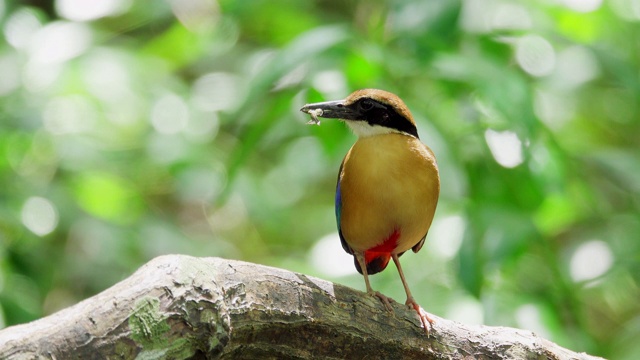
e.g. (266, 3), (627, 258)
(391, 254), (435, 336)
(354, 252), (393, 312)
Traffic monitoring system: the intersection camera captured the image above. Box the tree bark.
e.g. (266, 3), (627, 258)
(0, 255), (603, 360)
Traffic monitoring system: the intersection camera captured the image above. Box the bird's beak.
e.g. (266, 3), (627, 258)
(300, 100), (360, 120)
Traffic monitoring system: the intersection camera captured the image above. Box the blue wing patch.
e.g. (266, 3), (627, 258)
(335, 180), (342, 228)
(336, 160), (352, 254)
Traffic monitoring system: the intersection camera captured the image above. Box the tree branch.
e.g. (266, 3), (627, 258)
(0, 255), (603, 359)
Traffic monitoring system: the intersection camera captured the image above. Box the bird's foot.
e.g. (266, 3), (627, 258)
(369, 290), (394, 312)
(406, 298), (435, 337)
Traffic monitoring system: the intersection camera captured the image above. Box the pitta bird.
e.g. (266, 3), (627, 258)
(301, 89), (440, 335)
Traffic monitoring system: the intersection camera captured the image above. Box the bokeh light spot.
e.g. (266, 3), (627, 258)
(516, 35), (555, 77)
(429, 215), (465, 259)
(534, 90), (575, 129)
(611, 0), (640, 21)
(176, 166), (227, 203)
(562, 0), (603, 12)
(151, 93), (189, 134)
(192, 72), (244, 112)
(516, 304), (551, 339)
(445, 297), (484, 325)
(184, 111), (219, 143)
(484, 129), (524, 168)
(0, 54), (21, 95)
(570, 240), (613, 282)
(147, 133), (189, 165)
(312, 70), (347, 99)
(23, 62), (62, 93)
(552, 46), (599, 89)
(43, 95), (96, 134)
(28, 21), (92, 64)
(21, 197), (59, 236)
(4, 7), (42, 49)
(492, 4), (532, 30)
(310, 232), (358, 277)
(459, 0), (492, 33)
(56, 0), (130, 21)
(81, 50), (131, 103)
(170, 0), (219, 32)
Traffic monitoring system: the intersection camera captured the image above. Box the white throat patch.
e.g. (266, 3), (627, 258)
(345, 121), (404, 138)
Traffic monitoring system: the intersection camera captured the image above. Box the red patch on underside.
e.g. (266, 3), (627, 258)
(364, 229), (400, 265)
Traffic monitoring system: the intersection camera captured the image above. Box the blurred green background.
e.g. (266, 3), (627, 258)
(1, 0), (639, 358)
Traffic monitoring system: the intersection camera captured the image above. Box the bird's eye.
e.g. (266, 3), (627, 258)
(359, 99), (375, 111)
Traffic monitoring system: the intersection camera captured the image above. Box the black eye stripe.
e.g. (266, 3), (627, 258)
(345, 97), (419, 138)
(357, 100), (420, 138)
(359, 99), (375, 111)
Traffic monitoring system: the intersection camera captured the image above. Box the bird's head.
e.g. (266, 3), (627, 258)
(301, 89), (419, 139)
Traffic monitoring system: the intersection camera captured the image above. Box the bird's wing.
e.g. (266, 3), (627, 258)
(412, 142), (438, 254)
(335, 158), (353, 255)
(412, 234), (426, 253)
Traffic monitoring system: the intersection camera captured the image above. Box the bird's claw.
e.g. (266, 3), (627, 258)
(407, 300), (435, 337)
(371, 291), (394, 312)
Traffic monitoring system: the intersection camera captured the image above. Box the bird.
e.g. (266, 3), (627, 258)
(301, 89), (440, 335)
